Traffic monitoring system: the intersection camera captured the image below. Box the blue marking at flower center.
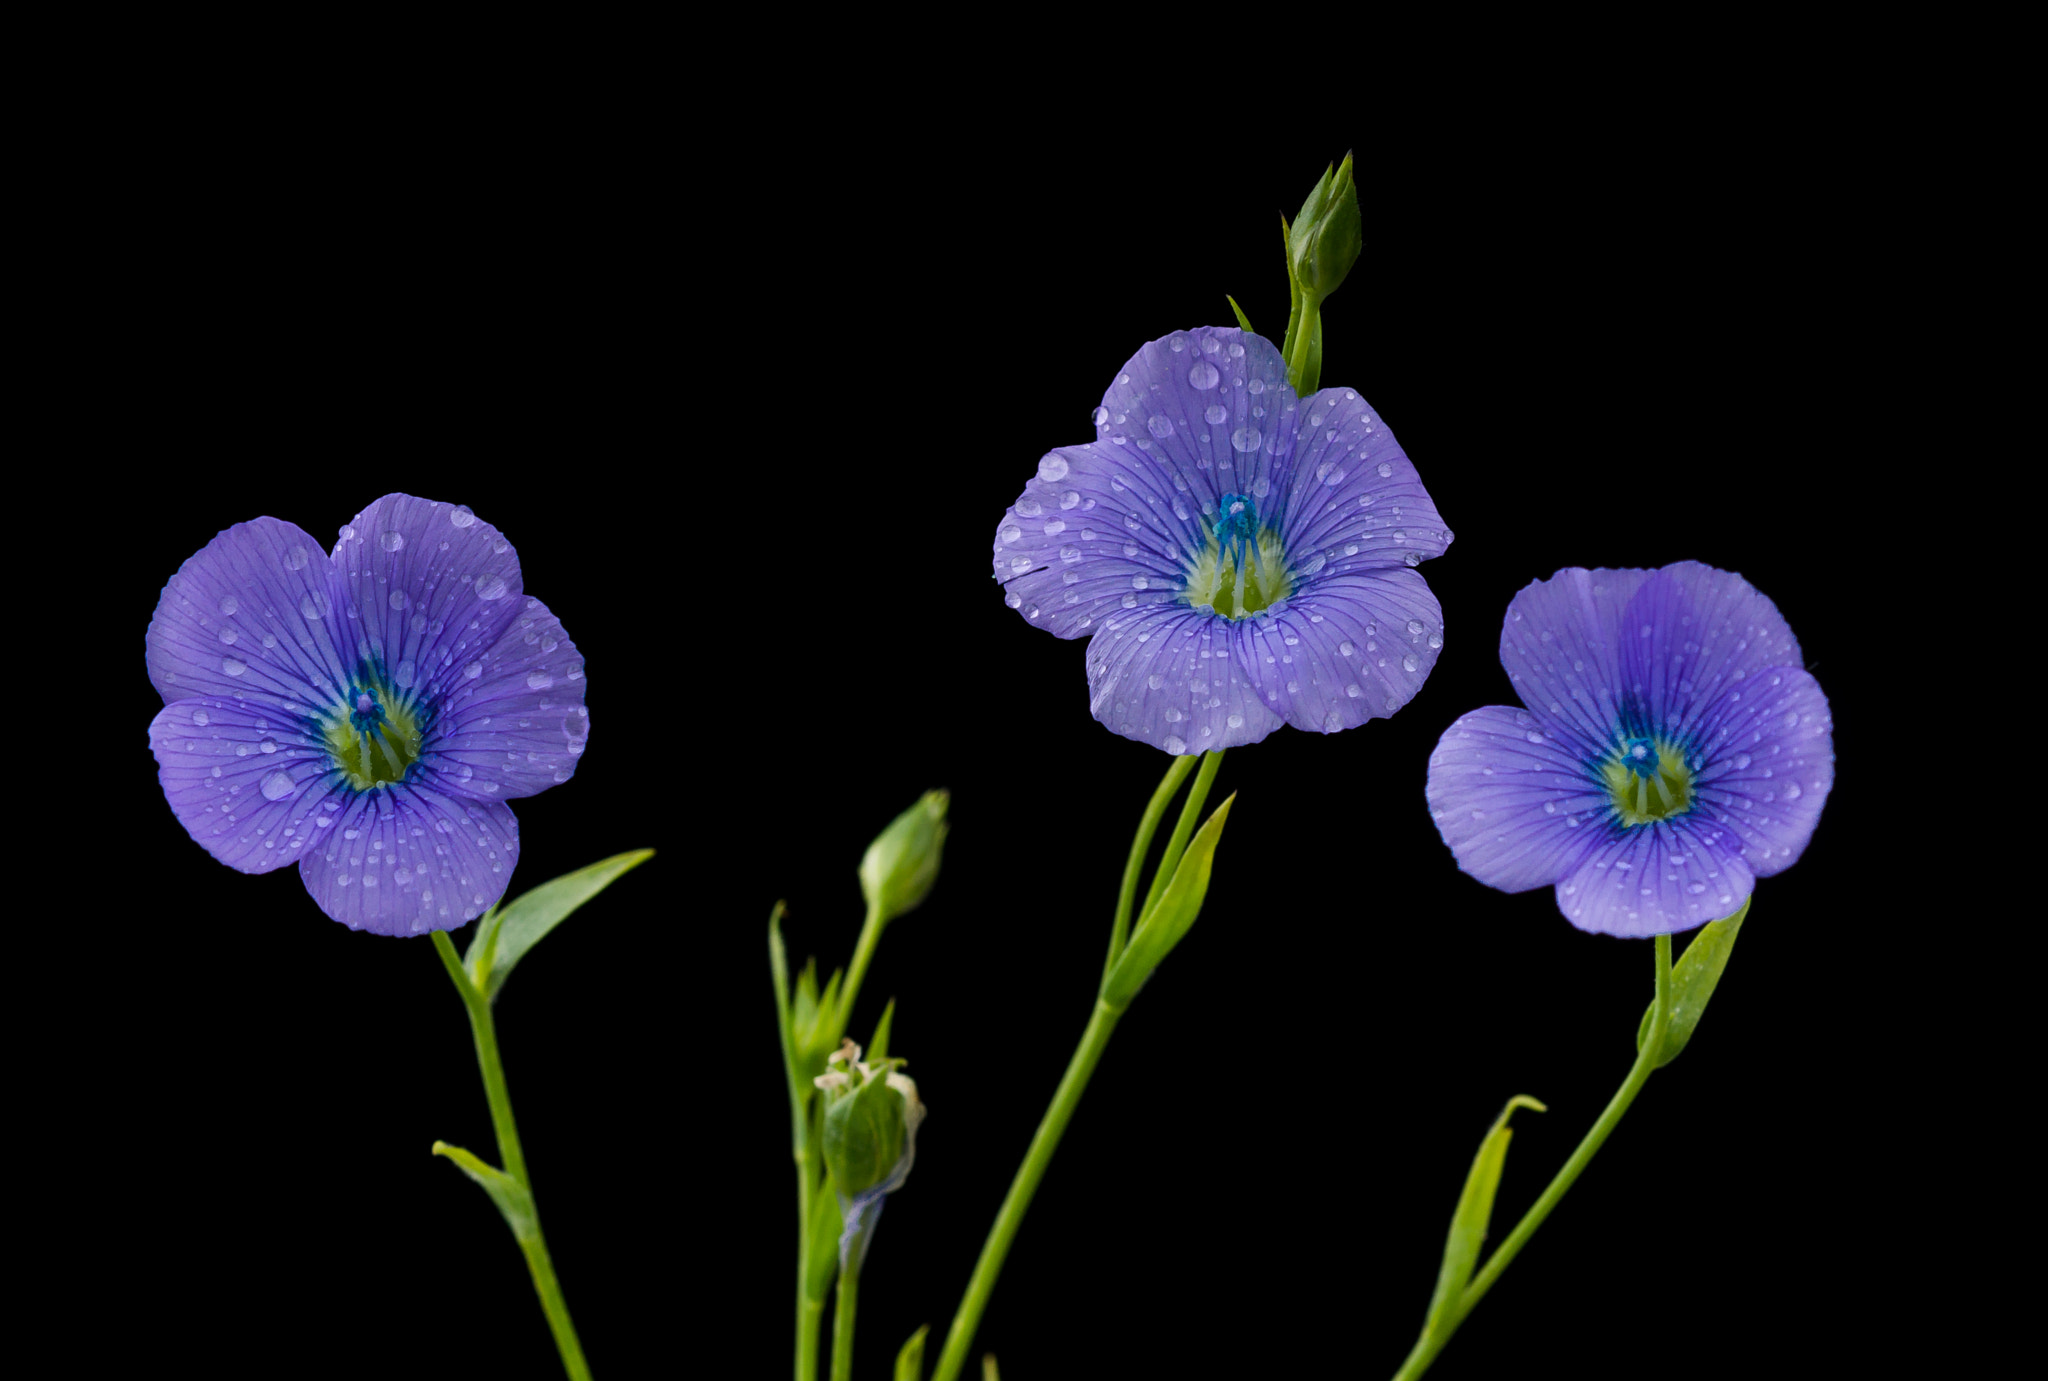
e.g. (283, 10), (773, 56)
(1620, 736), (1659, 778)
(1216, 492), (1259, 576)
(349, 688), (388, 734)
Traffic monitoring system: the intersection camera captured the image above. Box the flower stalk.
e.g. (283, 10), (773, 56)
(931, 751), (1229, 1381)
(1391, 931), (1675, 1381)
(430, 930), (590, 1381)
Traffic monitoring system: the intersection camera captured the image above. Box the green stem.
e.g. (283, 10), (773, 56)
(431, 931), (591, 1381)
(833, 903), (885, 1046)
(830, 1254), (863, 1381)
(1287, 295), (1321, 395)
(1133, 751), (1224, 932)
(930, 1001), (1122, 1381)
(798, 1297), (825, 1381)
(1392, 934), (1675, 1381)
(1102, 755), (1198, 984)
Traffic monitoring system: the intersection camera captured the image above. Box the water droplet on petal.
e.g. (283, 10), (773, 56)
(1231, 427), (1262, 453)
(260, 771), (294, 801)
(475, 573), (508, 601)
(528, 670), (554, 690)
(223, 658), (247, 677)
(1205, 404), (1229, 425)
(395, 660), (417, 687)
(465, 661), (483, 680)
(451, 505), (477, 528)
(300, 591), (328, 619)
(1377, 462), (1394, 477)
(1163, 735), (1188, 754)
(218, 596), (238, 616)
(1187, 361), (1220, 390)
(381, 531), (406, 552)
(191, 709), (210, 725)
(1147, 415), (1175, 439)
(1038, 455), (1070, 482)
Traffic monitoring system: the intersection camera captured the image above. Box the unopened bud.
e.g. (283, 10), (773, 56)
(1287, 154), (1362, 302)
(859, 790), (950, 926)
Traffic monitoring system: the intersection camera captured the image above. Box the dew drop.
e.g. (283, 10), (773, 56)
(1231, 427), (1262, 453)
(450, 504), (477, 528)
(1339, 641), (1356, 656)
(1376, 462), (1393, 477)
(465, 661), (483, 680)
(475, 573), (508, 601)
(223, 657), (247, 677)
(192, 709), (210, 725)
(217, 595), (239, 616)
(1402, 654), (1419, 672)
(1147, 414), (1175, 439)
(1205, 404), (1229, 425)
(1038, 455), (1070, 482)
(381, 531), (406, 553)
(1187, 361), (1220, 390)
(394, 660), (416, 687)
(528, 670), (554, 690)
(1163, 735), (1188, 755)
(260, 770), (294, 802)
(285, 547), (309, 571)
(300, 591), (328, 619)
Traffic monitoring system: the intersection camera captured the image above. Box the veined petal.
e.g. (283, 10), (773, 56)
(148, 696), (349, 874)
(422, 595), (590, 801)
(1241, 568), (1444, 734)
(1090, 326), (1297, 525)
(1426, 704), (1610, 893)
(1278, 388), (1451, 569)
(1616, 562), (1806, 743)
(993, 442), (1196, 638)
(298, 781), (520, 935)
(146, 517), (355, 713)
(332, 494), (527, 696)
(1085, 605), (1282, 753)
(1498, 567), (1658, 756)
(1556, 816), (1757, 938)
(1690, 666), (1834, 876)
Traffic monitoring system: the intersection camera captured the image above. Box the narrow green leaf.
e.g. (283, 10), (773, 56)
(432, 1140), (537, 1241)
(1421, 1096), (1545, 1338)
(813, 967), (846, 1053)
(982, 1355), (1001, 1381)
(1279, 213), (1302, 367)
(1226, 295), (1255, 334)
(1636, 895), (1752, 1066)
(1101, 793), (1236, 1011)
(794, 957), (821, 1041)
(771, 904), (803, 1096)
(894, 1325), (930, 1381)
(464, 902), (502, 990)
(804, 1173), (844, 1304)
(868, 998), (898, 1064)
(470, 849), (655, 1001)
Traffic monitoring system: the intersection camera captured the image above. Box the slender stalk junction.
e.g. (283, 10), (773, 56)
(1391, 933), (1675, 1381)
(430, 931), (591, 1381)
(931, 752), (1223, 1381)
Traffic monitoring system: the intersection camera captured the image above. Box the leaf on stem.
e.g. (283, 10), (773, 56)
(1101, 793), (1237, 1011)
(431, 1140), (537, 1241)
(464, 849), (655, 1001)
(894, 1325), (929, 1380)
(1636, 896), (1752, 1067)
(868, 998), (898, 1064)
(1421, 1096), (1546, 1339)
(1226, 295), (1255, 334)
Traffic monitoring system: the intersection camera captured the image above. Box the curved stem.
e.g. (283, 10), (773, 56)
(1102, 755), (1198, 984)
(930, 1002), (1123, 1381)
(1392, 933), (1674, 1381)
(431, 931), (592, 1381)
(834, 904), (886, 1046)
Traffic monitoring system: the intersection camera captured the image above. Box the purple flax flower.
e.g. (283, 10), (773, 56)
(992, 327), (1451, 752)
(1426, 562), (1833, 937)
(145, 495), (590, 936)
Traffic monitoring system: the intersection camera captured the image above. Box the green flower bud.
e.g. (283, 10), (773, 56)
(859, 790), (950, 926)
(817, 1040), (925, 1200)
(1286, 153), (1362, 302)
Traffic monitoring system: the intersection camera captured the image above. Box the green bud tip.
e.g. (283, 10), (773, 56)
(1287, 152), (1363, 302)
(859, 789), (950, 926)
(817, 1039), (926, 1201)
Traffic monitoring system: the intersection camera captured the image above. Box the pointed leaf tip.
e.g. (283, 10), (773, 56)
(1636, 896), (1752, 1066)
(468, 848), (655, 1001)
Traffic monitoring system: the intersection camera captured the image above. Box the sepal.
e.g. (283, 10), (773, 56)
(1636, 896), (1752, 1066)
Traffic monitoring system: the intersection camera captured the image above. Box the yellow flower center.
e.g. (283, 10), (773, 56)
(1600, 735), (1694, 827)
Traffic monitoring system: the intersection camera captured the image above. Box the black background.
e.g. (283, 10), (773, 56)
(55, 83), (1971, 1380)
